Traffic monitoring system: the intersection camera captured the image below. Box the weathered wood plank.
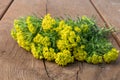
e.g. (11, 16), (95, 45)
(47, 0), (103, 25)
(44, 0), (117, 80)
(0, 0), (13, 19)
(0, 0), (49, 80)
(0, 0), (46, 25)
(44, 61), (79, 80)
(0, 0), (119, 80)
(91, 0), (120, 46)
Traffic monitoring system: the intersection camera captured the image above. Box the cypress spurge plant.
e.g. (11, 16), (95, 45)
(11, 14), (119, 66)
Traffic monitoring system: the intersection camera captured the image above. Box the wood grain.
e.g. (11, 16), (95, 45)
(0, 0), (49, 80)
(47, 0), (104, 25)
(0, 0), (13, 19)
(45, 0), (120, 80)
(0, 0), (120, 80)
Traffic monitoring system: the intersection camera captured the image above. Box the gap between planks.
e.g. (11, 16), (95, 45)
(43, 0), (119, 80)
(90, 0), (120, 47)
(0, 0), (14, 20)
(43, 0), (53, 79)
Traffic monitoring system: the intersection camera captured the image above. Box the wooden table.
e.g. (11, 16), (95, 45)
(0, 0), (120, 80)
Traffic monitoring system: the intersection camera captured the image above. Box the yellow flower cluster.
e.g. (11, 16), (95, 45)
(74, 26), (81, 32)
(103, 48), (119, 63)
(14, 20), (21, 32)
(11, 14), (119, 66)
(80, 24), (89, 32)
(86, 48), (119, 64)
(11, 20), (19, 40)
(16, 32), (31, 51)
(86, 54), (103, 64)
(26, 16), (37, 34)
(31, 43), (43, 59)
(43, 47), (56, 61)
(73, 45), (87, 61)
(56, 21), (80, 51)
(42, 14), (55, 30)
(33, 33), (51, 47)
(12, 19), (31, 51)
(55, 50), (74, 66)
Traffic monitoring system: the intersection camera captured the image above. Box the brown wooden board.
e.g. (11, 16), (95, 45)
(47, 0), (104, 25)
(0, 0), (13, 19)
(92, 0), (120, 46)
(0, 0), (49, 80)
(0, 0), (120, 80)
(44, 0), (120, 80)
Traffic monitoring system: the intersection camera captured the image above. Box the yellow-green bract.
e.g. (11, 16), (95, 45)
(11, 14), (119, 66)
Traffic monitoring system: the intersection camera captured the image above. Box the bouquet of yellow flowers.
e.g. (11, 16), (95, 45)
(11, 14), (119, 66)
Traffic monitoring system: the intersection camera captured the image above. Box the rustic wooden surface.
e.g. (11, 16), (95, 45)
(0, 0), (13, 19)
(0, 0), (120, 80)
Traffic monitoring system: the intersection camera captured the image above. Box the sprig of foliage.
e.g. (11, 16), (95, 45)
(11, 14), (119, 66)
